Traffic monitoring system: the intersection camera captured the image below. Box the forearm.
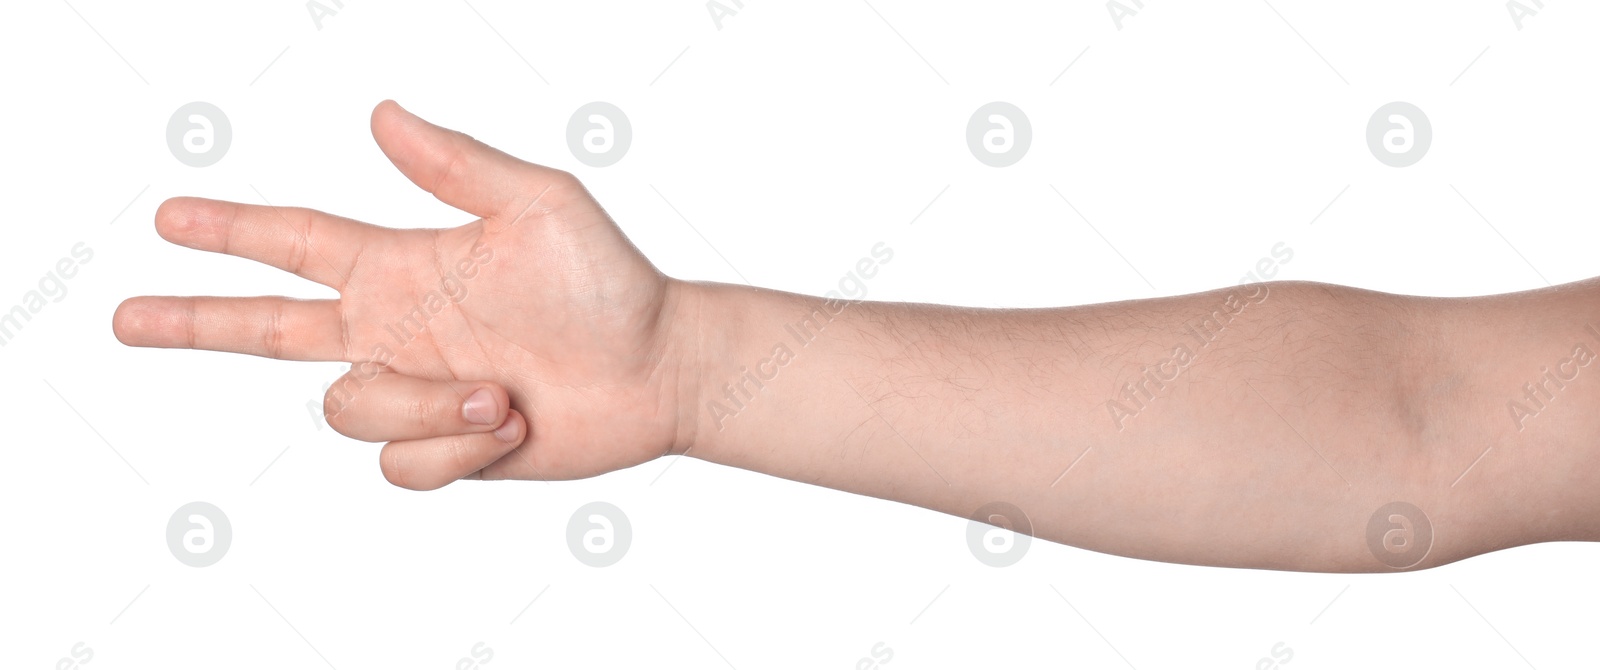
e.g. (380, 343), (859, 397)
(677, 278), (1600, 572)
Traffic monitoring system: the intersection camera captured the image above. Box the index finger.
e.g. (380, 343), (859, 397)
(155, 196), (377, 289)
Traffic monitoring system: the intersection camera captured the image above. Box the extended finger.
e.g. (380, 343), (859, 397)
(113, 296), (345, 361)
(379, 410), (526, 491)
(324, 368), (510, 442)
(155, 196), (380, 289)
(370, 100), (570, 222)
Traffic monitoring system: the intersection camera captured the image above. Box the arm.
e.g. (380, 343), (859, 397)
(681, 277), (1600, 571)
(114, 101), (1600, 573)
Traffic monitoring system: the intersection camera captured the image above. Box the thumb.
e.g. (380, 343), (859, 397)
(369, 100), (569, 220)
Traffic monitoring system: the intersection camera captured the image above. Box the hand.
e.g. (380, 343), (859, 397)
(114, 101), (699, 489)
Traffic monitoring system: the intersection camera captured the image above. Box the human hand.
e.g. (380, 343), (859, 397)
(114, 101), (699, 489)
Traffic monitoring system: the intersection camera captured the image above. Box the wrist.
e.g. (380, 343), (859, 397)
(662, 279), (791, 462)
(658, 277), (701, 458)
(661, 279), (741, 461)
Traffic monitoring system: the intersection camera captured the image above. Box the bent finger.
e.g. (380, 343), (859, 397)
(324, 368), (510, 442)
(379, 411), (526, 491)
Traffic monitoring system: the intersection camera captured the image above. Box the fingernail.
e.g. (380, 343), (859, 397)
(462, 388), (496, 425)
(494, 416), (519, 443)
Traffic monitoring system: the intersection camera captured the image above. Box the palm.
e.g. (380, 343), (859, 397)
(116, 102), (689, 481)
(347, 186), (680, 479)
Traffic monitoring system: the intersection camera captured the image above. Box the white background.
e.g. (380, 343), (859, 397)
(2, 0), (1597, 667)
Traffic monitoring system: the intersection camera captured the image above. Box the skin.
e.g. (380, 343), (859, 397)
(114, 101), (1600, 572)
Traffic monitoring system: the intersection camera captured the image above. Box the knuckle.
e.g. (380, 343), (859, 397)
(433, 147), (470, 195)
(531, 169), (578, 201)
(549, 169), (580, 188)
(264, 300), (286, 359)
(443, 435), (476, 474)
(402, 395), (443, 428)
